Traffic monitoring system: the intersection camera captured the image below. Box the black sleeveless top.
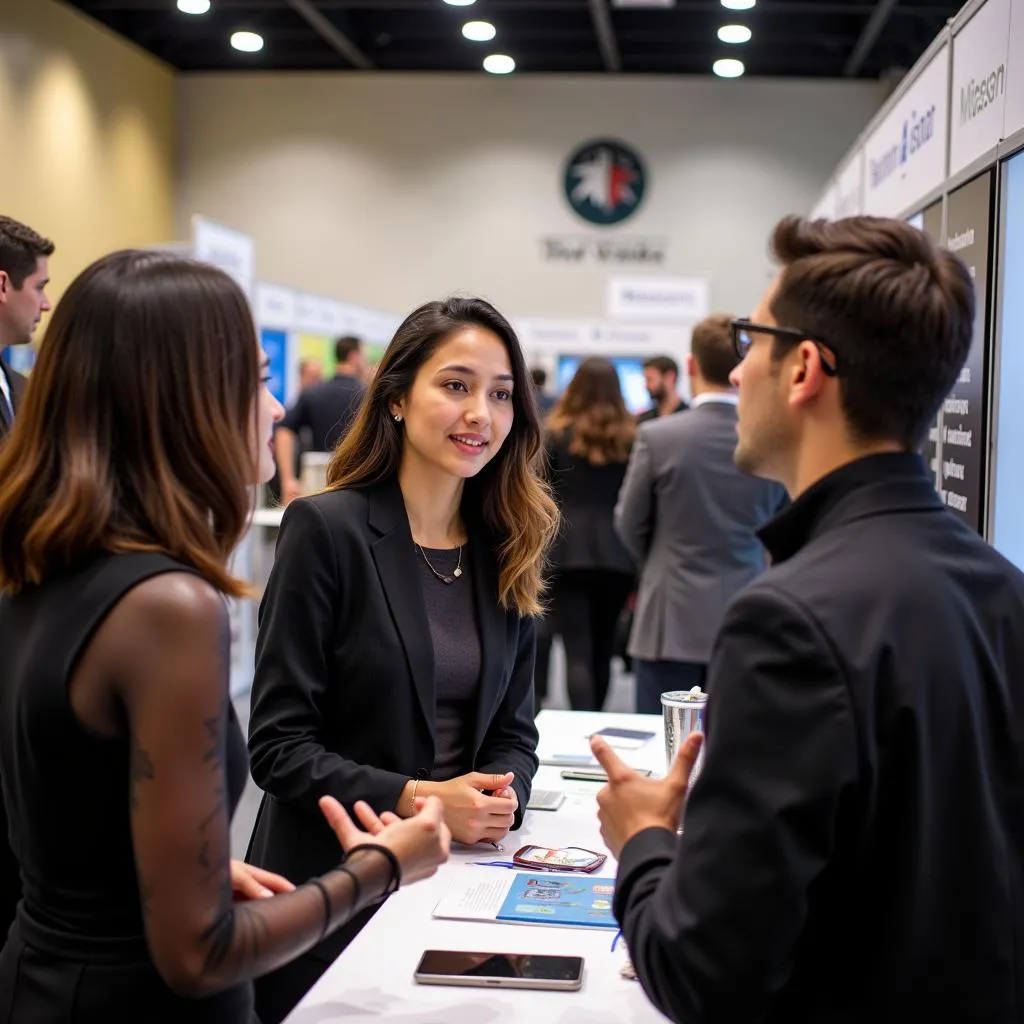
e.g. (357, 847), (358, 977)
(0, 553), (252, 1022)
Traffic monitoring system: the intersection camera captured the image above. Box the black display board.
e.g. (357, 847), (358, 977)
(940, 170), (995, 533)
(918, 200), (944, 484)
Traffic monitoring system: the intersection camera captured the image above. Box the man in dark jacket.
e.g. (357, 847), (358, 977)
(592, 214), (1024, 1024)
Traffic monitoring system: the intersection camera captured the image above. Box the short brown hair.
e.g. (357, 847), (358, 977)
(0, 216), (54, 288)
(769, 215), (975, 450)
(690, 314), (739, 387)
(548, 357), (635, 466)
(643, 355), (678, 379)
(0, 251), (259, 596)
(335, 335), (362, 364)
(327, 297), (559, 617)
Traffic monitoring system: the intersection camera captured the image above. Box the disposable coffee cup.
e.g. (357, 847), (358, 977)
(661, 687), (708, 786)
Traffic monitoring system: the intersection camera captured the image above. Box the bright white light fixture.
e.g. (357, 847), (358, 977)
(721, 0), (756, 9)
(177, 0), (211, 13)
(462, 21), (496, 42)
(483, 53), (515, 74)
(443, 0), (477, 6)
(713, 57), (745, 78)
(718, 24), (752, 44)
(231, 30), (264, 52)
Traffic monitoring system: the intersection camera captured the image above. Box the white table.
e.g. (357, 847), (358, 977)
(287, 710), (671, 1023)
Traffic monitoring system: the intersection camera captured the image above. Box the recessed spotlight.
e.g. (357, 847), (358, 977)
(231, 30), (264, 53)
(483, 53), (515, 74)
(721, 0), (755, 9)
(177, 0), (211, 12)
(713, 57), (745, 78)
(718, 24), (752, 44)
(443, 0), (477, 6)
(463, 20), (496, 42)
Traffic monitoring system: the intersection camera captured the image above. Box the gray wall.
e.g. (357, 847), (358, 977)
(177, 73), (885, 322)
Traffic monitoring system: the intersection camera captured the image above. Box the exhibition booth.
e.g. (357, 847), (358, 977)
(808, 0), (1024, 564)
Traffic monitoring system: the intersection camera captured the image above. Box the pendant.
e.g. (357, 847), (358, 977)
(441, 574), (455, 585)
(453, 567), (463, 578)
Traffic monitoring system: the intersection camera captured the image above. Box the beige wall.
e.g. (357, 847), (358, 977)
(0, 0), (177, 303)
(178, 74), (885, 322)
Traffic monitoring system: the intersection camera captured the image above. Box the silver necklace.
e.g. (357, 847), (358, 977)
(416, 544), (463, 585)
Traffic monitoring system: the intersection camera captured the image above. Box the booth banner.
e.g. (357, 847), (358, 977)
(256, 282), (297, 330)
(914, 199), (945, 487)
(192, 216), (255, 300)
(1005, 0), (1024, 138)
(834, 150), (865, 218)
(940, 170), (994, 533)
(606, 276), (709, 321)
(863, 45), (949, 216)
(950, 0), (1012, 176)
(260, 328), (289, 405)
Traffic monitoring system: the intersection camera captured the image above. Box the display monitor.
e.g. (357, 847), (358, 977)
(990, 150), (1024, 567)
(556, 355), (651, 415)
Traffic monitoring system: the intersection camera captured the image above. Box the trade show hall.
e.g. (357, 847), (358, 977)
(2, 0), (1024, 1022)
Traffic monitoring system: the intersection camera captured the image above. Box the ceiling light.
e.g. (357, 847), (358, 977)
(177, 0), (211, 12)
(721, 0), (756, 9)
(718, 24), (752, 44)
(231, 30), (264, 53)
(713, 57), (745, 78)
(483, 53), (515, 74)
(443, 0), (477, 6)
(463, 21), (496, 42)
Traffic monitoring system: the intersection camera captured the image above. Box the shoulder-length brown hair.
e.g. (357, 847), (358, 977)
(0, 250), (259, 596)
(547, 356), (635, 465)
(327, 296), (559, 617)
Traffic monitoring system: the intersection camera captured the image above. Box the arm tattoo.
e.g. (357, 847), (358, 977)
(129, 735), (155, 812)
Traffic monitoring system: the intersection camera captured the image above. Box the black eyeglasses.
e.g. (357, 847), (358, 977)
(729, 319), (840, 377)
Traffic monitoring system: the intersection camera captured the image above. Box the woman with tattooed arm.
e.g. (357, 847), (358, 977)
(0, 251), (450, 1022)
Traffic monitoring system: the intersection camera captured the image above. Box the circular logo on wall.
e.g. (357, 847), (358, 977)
(563, 138), (646, 226)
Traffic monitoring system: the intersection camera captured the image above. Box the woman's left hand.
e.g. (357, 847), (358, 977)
(230, 859), (296, 901)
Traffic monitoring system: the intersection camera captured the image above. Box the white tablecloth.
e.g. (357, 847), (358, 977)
(287, 710), (672, 1023)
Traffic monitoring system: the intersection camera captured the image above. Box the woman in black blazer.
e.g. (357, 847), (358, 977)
(247, 297), (559, 1022)
(545, 357), (636, 711)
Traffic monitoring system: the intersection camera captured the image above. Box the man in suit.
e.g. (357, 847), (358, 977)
(0, 216), (53, 439)
(591, 215), (1024, 1023)
(636, 355), (688, 424)
(615, 314), (785, 712)
(274, 335), (366, 503)
(0, 215), (54, 944)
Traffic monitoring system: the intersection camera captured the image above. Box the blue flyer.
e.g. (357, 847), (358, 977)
(496, 873), (618, 929)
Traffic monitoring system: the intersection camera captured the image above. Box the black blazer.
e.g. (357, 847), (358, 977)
(246, 478), (538, 899)
(614, 454), (1024, 1023)
(545, 430), (634, 576)
(0, 359), (27, 937)
(0, 358), (27, 436)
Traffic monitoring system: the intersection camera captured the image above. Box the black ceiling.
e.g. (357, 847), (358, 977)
(61, 0), (963, 78)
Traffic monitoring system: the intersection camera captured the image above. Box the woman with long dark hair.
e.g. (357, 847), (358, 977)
(246, 296), (559, 1021)
(545, 357), (636, 710)
(0, 251), (450, 1022)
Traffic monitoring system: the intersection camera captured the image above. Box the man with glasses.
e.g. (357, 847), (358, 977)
(590, 215), (1024, 1023)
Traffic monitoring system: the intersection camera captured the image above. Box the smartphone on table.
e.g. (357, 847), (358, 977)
(414, 950), (584, 991)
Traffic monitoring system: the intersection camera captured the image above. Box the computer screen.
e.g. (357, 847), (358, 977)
(555, 355), (651, 415)
(991, 151), (1024, 567)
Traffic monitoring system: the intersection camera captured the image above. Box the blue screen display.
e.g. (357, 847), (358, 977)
(991, 152), (1024, 568)
(556, 355), (650, 415)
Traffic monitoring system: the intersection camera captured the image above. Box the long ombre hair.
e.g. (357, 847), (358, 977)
(547, 357), (635, 465)
(0, 250), (259, 596)
(327, 297), (559, 617)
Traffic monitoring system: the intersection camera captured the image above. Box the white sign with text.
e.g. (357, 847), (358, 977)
(862, 46), (949, 216)
(834, 150), (865, 217)
(950, 0), (1012, 175)
(191, 216), (255, 299)
(255, 282), (297, 329)
(606, 276), (709, 321)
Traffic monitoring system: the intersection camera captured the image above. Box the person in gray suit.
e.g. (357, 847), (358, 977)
(615, 313), (786, 712)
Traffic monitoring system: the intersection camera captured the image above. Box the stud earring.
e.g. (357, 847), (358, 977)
(394, 413), (402, 422)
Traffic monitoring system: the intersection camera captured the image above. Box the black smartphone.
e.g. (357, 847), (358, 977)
(414, 950), (584, 991)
